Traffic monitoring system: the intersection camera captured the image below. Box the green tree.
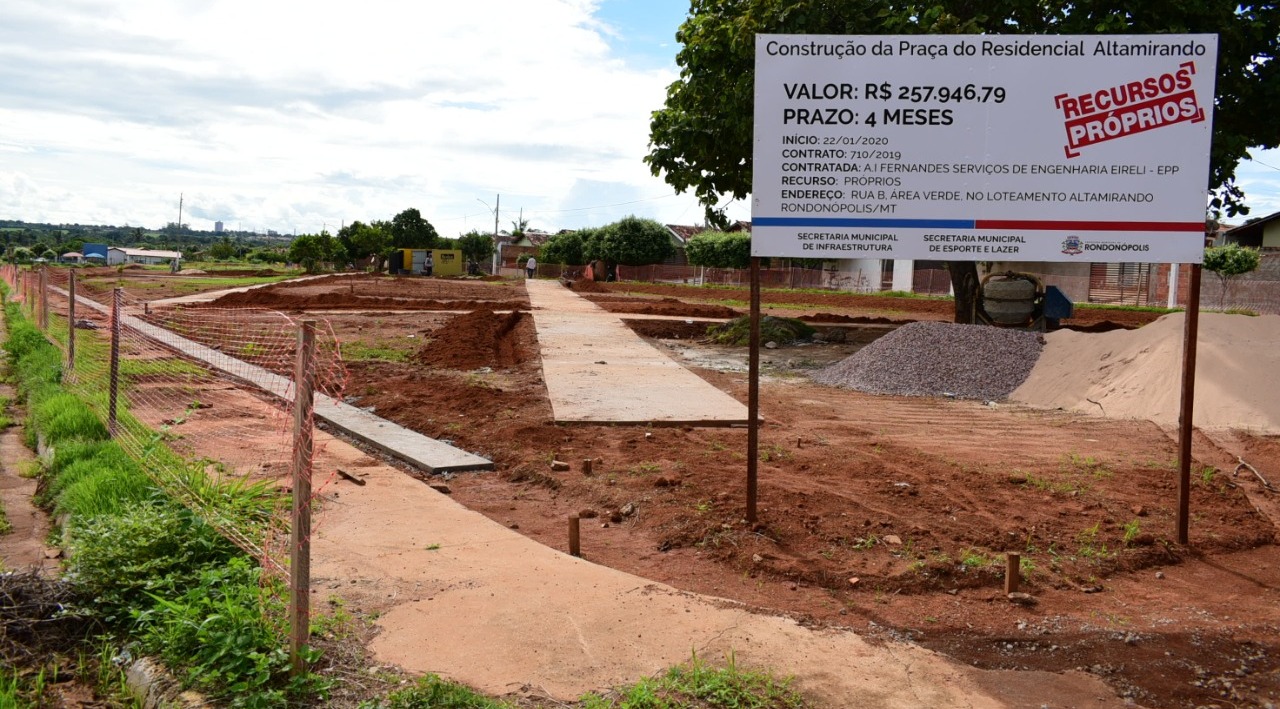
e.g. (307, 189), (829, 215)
(287, 231), (340, 273)
(1202, 243), (1261, 309)
(585, 216), (675, 271)
(208, 235), (237, 261)
(389, 208), (440, 249)
(646, 0), (1280, 319)
(539, 231), (586, 266)
(685, 231), (751, 269)
(337, 221), (390, 271)
(455, 230), (496, 271)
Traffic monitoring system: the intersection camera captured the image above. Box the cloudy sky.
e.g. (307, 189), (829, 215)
(2, 1), (1279, 236)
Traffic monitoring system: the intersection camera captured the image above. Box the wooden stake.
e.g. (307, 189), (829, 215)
(289, 321), (317, 676)
(568, 515), (581, 557)
(1005, 552), (1021, 594)
(67, 271), (76, 371)
(1177, 264), (1202, 545)
(747, 257), (760, 524)
(108, 288), (121, 436)
(38, 268), (48, 331)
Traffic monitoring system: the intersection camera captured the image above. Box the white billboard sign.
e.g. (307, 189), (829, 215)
(751, 34), (1218, 262)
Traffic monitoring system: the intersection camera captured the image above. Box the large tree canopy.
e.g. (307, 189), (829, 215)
(337, 221), (389, 270)
(455, 230), (496, 269)
(539, 230), (588, 266)
(587, 216), (676, 267)
(647, 0), (1280, 223)
(388, 208), (441, 249)
(685, 231), (752, 269)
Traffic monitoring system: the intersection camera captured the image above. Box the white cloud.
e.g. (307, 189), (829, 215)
(0, 0), (750, 233)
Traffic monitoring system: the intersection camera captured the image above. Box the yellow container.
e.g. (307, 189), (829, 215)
(400, 249), (464, 276)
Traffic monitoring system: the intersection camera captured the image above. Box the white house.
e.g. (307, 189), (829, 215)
(107, 247), (182, 266)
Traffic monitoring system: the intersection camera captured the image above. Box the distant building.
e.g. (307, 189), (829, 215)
(107, 247), (182, 267)
(215, 221), (224, 233)
(82, 243), (109, 261)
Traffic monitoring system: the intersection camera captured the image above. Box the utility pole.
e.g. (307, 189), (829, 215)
(492, 194), (500, 275)
(177, 193), (183, 233)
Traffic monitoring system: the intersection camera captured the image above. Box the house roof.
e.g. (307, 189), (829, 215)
(515, 232), (552, 247)
(1223, 211), (1280, 247)
(110, 246), (183, 259)
(665, 224), (708, 244)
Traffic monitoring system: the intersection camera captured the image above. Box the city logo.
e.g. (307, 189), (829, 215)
(1061, 236), (1084, 255)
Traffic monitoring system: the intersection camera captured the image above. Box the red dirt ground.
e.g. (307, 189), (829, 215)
(130, 273), (1280, 707)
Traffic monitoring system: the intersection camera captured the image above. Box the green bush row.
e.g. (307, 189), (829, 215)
(2, 296), (324, 707)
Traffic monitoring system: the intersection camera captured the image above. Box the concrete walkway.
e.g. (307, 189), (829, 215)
(59, 287), (492, 473)
(146, 271), (362, 306)
(525, 279), (750, 425)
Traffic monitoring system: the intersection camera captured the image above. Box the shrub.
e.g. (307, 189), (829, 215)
(64, 500), (241, 625)
(707, 316), (815, 346)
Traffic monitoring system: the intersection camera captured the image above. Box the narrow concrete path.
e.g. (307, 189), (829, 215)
(147, 272), (356, 306)
(525, 279), (750, 425)
(57, 287), (492, 473)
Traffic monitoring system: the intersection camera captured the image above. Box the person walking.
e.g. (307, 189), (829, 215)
(424, 251), (434, 277)
(525, 255), (537, 279)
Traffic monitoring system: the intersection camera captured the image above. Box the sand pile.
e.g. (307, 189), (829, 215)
(1010, 312), (1280, 432)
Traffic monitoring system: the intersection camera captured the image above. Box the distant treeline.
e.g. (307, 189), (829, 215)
(0, 220), (291, 263)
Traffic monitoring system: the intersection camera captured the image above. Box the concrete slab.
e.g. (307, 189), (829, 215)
(524, 279), (750, 426)
(62, 289), (492, 473)
(148, 272), (357, 306)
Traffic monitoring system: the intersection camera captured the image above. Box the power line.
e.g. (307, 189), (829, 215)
(1247, 156), (1280, 172)
(439, 193), (685, 225)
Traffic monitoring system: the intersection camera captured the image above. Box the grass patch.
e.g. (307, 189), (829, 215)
(1074, 303), (1177, 315)
(580, 652), (805, 709)
(341, 341), (413, 363)
(362, 673), (513, 708)
(119, 357), (208, 378)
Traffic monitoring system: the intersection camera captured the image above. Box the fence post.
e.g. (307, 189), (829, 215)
(67, 271), (76, 371)
(289, 320), (317, 676)
(39, 268), (48, 331)
(108, 288), (122, 436)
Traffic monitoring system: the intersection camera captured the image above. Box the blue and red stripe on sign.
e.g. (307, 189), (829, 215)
(752, 217), (1203, 232)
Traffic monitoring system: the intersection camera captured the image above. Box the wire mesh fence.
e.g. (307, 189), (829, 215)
(2, 265), (346, 656)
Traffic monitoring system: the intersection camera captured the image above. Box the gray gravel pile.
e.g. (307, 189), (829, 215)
(812, 321), (1044, 400)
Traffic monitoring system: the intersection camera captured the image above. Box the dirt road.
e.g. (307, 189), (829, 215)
(80, 271), (1280, 706)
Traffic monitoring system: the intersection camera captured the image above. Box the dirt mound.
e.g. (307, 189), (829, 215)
(1011, 312), (1280, 431)
(707, 315), (815, 345)
(800, 313), (907, 325)
(567, 278), (609, 293)
(622, 319), (713, 340)
(415, 310), (530, 370)
(207, 288), (524, 312)
(592, 298), (740, 319)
